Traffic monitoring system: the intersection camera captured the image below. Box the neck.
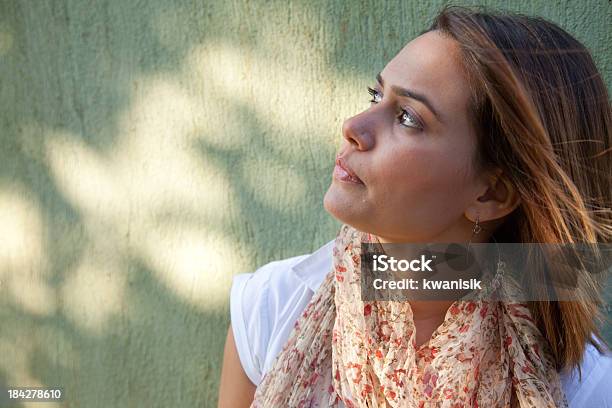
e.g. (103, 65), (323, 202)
(409, 300), (455, 320)
(371, 217), (494, 244)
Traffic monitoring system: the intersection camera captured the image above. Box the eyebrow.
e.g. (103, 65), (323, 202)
(376, 72), (443, 123)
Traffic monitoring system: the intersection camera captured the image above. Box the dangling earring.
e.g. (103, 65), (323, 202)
(465, 215), (505, 299)
(472, 215), (482, 235)
(464, 214), (481, 269)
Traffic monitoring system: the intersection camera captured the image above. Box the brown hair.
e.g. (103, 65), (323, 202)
(427, 5), (611, 374)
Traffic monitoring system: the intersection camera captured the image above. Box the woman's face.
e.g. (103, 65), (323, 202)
(324, 30), (490, 243)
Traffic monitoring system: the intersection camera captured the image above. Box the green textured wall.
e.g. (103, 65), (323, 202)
(0, 1), (609, 407)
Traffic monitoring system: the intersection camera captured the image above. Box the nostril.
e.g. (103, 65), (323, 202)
(342, 117), (367, 149)
(347, 134), (360, 147)
(341, 111), (377, 151)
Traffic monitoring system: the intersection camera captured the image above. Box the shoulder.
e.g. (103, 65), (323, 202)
(560, 339), (612, 407)
(229, 239), (335, 385)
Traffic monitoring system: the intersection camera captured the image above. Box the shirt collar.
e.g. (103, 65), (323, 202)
(290, 239), (335, 292)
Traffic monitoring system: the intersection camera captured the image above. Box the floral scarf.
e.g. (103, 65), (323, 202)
(250, 224), (568, 407)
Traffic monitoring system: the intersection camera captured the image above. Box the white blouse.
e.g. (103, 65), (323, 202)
(230, 239), (612, 407)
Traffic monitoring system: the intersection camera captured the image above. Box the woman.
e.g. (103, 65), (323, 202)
(218, 5), (611, 407)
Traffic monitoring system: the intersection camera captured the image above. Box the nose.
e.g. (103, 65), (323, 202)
(342, 113), (376, 151)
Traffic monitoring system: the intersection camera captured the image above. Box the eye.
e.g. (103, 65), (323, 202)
(398, 109), (422, 130)
(367, 86), (423, 130)
(367, 86), (382, 104)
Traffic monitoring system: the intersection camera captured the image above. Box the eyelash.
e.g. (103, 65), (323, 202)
(367, 86), (423, 130)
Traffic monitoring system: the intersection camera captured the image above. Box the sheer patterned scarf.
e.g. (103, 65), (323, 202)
(250, 224), (568, 407)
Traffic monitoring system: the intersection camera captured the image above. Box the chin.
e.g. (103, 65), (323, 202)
(323, 186), (369, 231)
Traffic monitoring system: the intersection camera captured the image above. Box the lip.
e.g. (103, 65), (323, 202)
(334, 156), (364, 185)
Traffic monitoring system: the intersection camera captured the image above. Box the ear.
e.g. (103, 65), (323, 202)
(464, 168), (521, 223)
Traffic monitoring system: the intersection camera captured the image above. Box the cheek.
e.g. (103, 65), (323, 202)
(372, 142), (475, 207)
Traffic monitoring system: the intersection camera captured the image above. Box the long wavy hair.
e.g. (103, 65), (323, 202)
(426, 5), (611, 373)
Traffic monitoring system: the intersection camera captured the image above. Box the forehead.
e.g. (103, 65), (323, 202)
(381, 30), (471, 124)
